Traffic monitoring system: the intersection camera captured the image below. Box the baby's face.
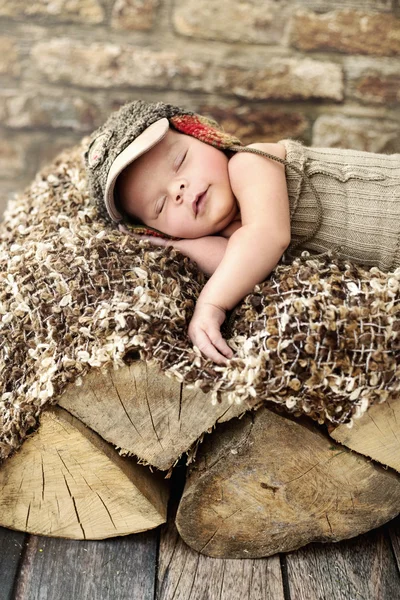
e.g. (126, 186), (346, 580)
(116, 128), (239, 238)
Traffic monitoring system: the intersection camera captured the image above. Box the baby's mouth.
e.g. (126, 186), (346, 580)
(193, 188), (208, 216)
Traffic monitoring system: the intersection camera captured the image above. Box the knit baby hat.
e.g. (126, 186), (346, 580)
(84, 100), (242, 239)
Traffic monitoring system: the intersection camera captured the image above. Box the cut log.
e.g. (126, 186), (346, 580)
(57, 359), (400, 474)
(58, 359), (254, 470)
(176, 406), (400, 559)
(0, 406), (169, 540)
(327, 397), (400, 473)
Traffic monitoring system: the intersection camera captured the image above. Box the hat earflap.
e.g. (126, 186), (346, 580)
(170, 114), (241, 150)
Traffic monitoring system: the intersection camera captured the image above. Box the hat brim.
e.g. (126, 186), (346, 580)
(104, 117), (169, 222)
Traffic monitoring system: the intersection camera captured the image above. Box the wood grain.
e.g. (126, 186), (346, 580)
(2, 517), (400, 599)
(176, 407), (400, 558)
(285, 523), (400, 600)
(58, 361), (253, 470)
(0, 406), (169, 539)
(329, 397), (400, 473)
(13, 531), (158, 600)
(0, 527), (26, 600)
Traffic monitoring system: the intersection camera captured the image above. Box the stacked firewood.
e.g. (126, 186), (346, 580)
(1, 360), (399, 557)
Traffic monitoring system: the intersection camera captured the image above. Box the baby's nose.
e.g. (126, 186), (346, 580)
(175, 182), (193, 203)
(176, 183), (185, 201)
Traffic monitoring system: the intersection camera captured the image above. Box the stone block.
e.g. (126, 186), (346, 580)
(198, 105), (309, 145)
(345, 58), (400, 106)
(111, 0), (159, 31)
(0, 91), (102, 131)
(31, 39), (207, 91)
(0, 137), (25, 178)
(31, 134), (82, 173)
(0, 38), (20, 77)
(173, 0), (290, 44)
(312, 115), (400, 153)
(212, 58), (343, 101)
(0, 0), (104, 23)
(290, 9), (400, 56)
(293, 0), (391, 11)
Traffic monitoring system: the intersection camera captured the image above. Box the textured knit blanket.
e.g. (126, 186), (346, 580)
(1, 141), (399, 463)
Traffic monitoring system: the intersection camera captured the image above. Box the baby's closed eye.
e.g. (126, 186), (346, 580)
(175, 150), (187, 171)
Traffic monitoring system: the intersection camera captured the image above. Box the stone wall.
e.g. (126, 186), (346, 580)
(0, 0), (399, 218)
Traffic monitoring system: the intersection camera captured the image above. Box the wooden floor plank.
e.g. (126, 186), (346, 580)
(2, 516), (400, 600)
(157, 510), (285, 600)
(13, 530), (158, 600)
(156, 463), (286, 600)
(0, 527), (26, 600)
(285, 518), (400, 600)
(388, 514), (400, 573)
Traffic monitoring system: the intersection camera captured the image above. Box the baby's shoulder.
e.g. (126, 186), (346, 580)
(227, 141), (287, 199)
(247, 141), (287, 159)
(229, 142), (287, 166)
(227, 142), (287, 188)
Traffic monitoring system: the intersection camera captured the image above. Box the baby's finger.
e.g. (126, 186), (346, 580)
(211, 335), (234, 358)
(142, 235), (169, 246)
(201, 345), (229, 365)
(193, 332), (231, 365)
(118, 225), (169, 246)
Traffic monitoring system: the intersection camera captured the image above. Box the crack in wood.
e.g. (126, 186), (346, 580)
(111, 373), (143, 440)
(387, 400), (398, 425)
(62, 473), (86, 539)
(218, 560), (226, 599)
(284, 462), (321, 485)
(178, 384), (182, 429)
(185, 552), (200, 599)
(56, 450), (75, 482)
(25, 502), (31, 530)
(200, 509), (242, 553)
(41, 456), (45, 502)
(325, 513), (333, 535)
(144, 363), (164, 450)
(216, 406), (232, 422)
(368, 412), (385, 436)
(285, 450), (347, 486)
(95, 492), (117, 530)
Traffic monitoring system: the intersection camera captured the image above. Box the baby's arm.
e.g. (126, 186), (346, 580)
(189, 142), (290, 364)
(119, 226), (228, 276)
(173, 236), (228, 276)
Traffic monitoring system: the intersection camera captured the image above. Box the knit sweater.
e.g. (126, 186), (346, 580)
(280, 140), (400, 272)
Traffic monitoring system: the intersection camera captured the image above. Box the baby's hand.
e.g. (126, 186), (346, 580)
(118, 225), (172, 247)
(188, 302), (234, 365)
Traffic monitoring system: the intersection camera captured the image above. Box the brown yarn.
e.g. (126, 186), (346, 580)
(1, 139), (399, 465)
